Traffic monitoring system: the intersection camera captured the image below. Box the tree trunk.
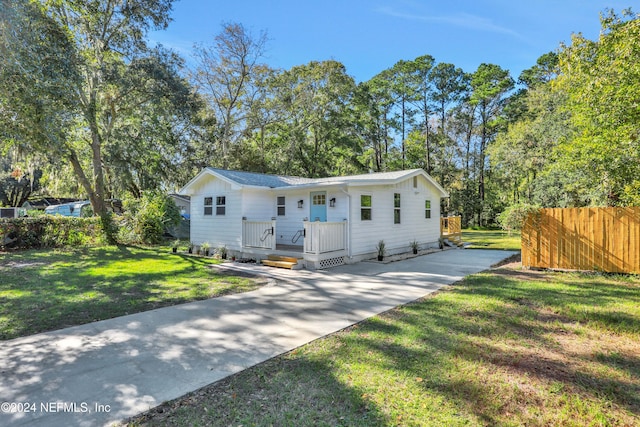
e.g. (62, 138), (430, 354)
(67, 150), (99, 211)
(425, 121), (431, 174)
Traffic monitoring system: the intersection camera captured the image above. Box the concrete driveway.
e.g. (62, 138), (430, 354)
(0, 249), (516, 427)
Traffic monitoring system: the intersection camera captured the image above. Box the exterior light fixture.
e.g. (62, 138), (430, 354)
(298, 200), (304, 208)
(329, 197), (336, 207)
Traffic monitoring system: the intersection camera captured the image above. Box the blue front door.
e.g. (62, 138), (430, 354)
(310, 191), (327, 222)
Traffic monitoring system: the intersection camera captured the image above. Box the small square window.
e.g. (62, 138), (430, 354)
(313, 194), (326, 205)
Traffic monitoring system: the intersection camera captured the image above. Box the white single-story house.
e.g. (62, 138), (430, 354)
(179, 168), (449, 269)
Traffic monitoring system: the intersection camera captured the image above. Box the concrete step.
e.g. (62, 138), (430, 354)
(444, 238), (465, 248)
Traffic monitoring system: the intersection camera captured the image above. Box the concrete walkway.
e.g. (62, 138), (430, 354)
(0, 249), (516, 427)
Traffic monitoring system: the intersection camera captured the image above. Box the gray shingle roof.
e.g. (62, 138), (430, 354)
(178, 167), (446, 197)
(207, 168), (317, 188)
(208, 168), (424, 188)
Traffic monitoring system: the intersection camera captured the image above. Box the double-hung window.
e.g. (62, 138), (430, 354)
(277, 196), (286, 216)
(394, 193), (401, 224)
(204, 197), (213, 216)
(360, 195), (372, 220)
(216, 196), (226, 215)
(425, 200), (432, 219)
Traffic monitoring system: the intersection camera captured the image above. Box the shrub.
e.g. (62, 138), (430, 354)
(100, 212), (119, 245)
(120, 191), (181, 244)
(0, 216), (104, 249)
(498, 203), (540, 233)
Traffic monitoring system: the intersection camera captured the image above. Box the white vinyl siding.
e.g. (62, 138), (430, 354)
(189, 176), (240, 250)
(275, 193), (305, 245)
(349, 175), (442, 259)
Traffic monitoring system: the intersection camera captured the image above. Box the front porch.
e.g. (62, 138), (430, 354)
(241, 219), (348, 269)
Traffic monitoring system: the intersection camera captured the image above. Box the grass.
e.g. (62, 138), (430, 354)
(0, 246), (263, 340)
(126, 267), (640, 427)
(463, 228), (521, 251)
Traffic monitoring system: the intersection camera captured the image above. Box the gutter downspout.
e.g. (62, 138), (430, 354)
(340, 187), (352, 260)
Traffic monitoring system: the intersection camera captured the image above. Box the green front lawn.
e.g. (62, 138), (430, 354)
(0, 246), (261, 340)
(127, 267), (640, 426)
(463, 228), (521, 251)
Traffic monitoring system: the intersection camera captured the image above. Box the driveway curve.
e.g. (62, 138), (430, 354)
(0, 249), (516, 427)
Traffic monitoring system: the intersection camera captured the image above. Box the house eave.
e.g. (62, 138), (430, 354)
(179, 167), (449, 198)
(178, 168), (245, 195)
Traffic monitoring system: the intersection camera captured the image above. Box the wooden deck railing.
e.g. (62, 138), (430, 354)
(441, 216), (462, 243)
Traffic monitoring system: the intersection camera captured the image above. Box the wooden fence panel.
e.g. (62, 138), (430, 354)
(522, 207), (640, 273)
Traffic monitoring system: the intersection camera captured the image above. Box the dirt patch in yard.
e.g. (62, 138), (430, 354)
(490, 252), (522, 269)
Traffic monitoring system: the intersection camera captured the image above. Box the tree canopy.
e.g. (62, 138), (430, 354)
(491, 8), (639, 211)
(1, 4), (637, 230)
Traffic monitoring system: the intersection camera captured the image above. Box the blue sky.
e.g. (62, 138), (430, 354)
(150, 0), (632, 83)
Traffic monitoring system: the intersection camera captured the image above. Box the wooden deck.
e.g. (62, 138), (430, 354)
(441, 216), (462, 244)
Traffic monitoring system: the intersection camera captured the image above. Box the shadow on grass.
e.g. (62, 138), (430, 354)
(0, 247), (257, 340)
(139, 355), (390, 427)
(123, 267), (639, 426)
(334, 270), (640, 424)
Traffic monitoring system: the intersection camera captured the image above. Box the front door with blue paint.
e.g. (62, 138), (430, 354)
(310, 191), (327, 222)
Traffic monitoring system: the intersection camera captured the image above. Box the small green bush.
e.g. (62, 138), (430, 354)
(498, 203), (540, 233)
(120, 191), (181, 244)
(0, 216), (104, 249)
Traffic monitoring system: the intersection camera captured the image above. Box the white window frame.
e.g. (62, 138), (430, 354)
(277, 196), (286, 216)
(204, 197), (213, 216)
(216, 196), (226, 216)
(360, 194), (372, 221)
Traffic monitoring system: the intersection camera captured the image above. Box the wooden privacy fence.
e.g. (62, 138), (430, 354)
(522, 207), (640, 273)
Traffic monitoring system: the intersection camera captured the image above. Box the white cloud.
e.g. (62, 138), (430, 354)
(376, 6), (524, 39)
